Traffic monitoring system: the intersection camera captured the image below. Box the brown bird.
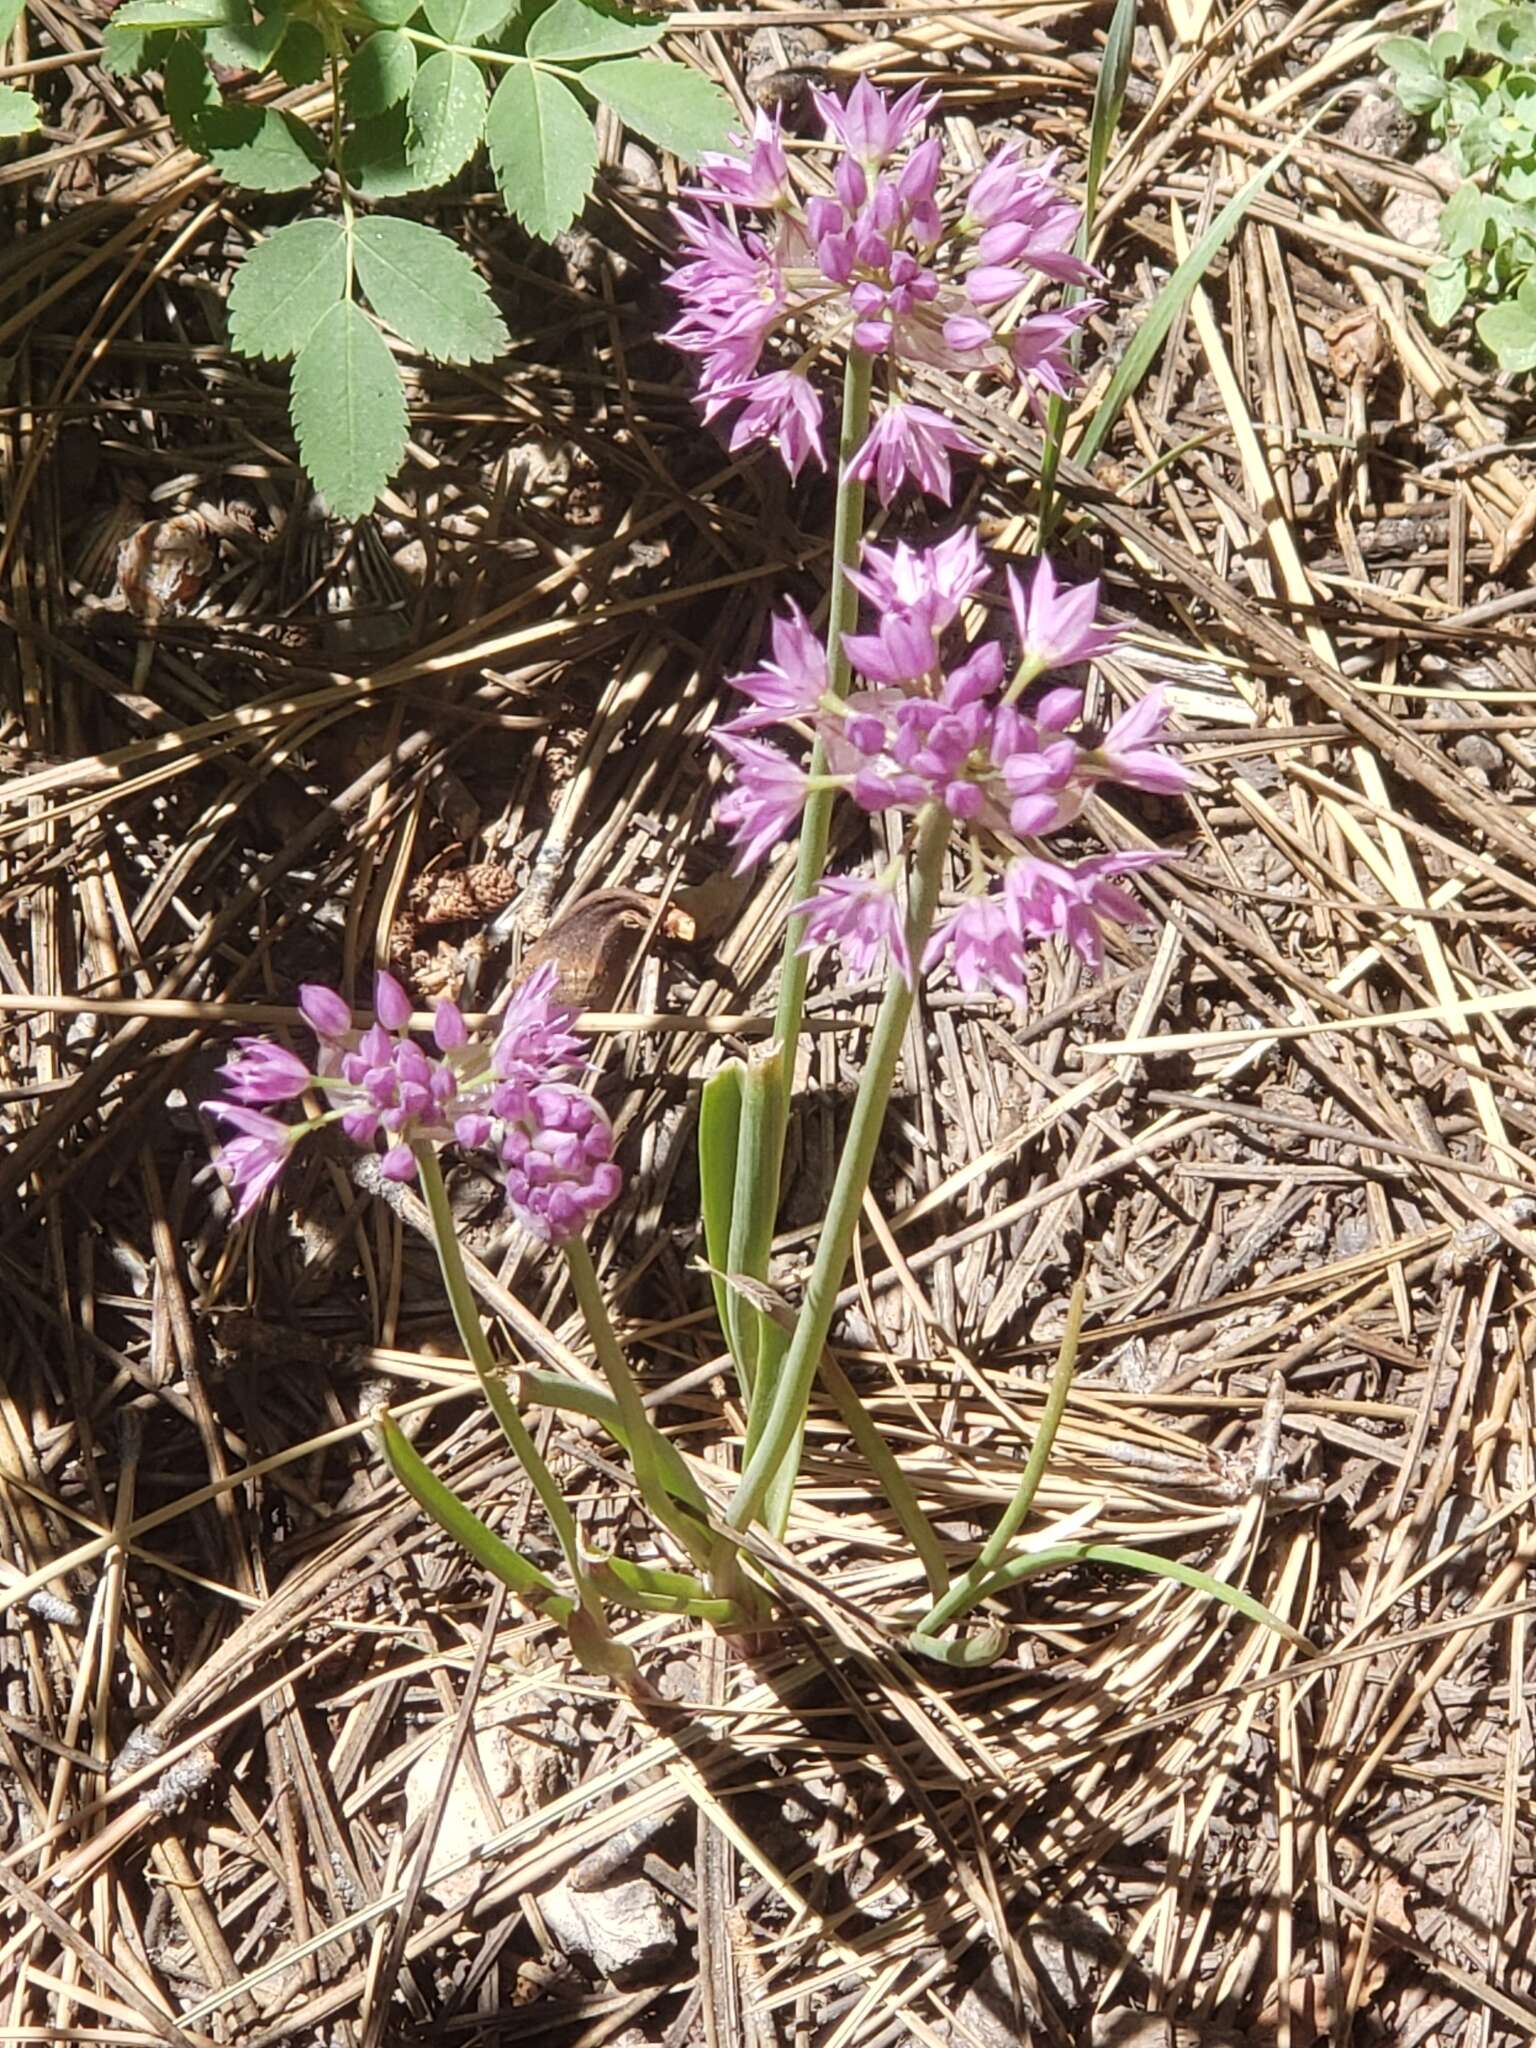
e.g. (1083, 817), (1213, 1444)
(511, 889), (673, 1012)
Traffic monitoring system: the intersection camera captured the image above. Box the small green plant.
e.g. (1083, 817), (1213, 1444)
(0, 0), (42, 135)
(92, 0), (732, 514)
(1381, 0), (1536, 370)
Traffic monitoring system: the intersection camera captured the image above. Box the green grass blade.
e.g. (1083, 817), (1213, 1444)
(1073, 116), (1316, 472)
(972, 1541), (1312, 1648)
(699, 1060), (745, 1373)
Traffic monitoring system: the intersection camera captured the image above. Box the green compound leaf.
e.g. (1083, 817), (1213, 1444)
(291, 298), (409, 520)
(354, 0), (418, 22)
(406, 46), (486, 188)
(486, 63), (595, 239)
(579, 54), (733, 160)
(227, 217), (347, 360)
(353, 215), (509, 362)
(0, 83), (40, 135)
(527, 0), (666, 60)
(423, 0), (511, 43)
(345, 27), (416, 117)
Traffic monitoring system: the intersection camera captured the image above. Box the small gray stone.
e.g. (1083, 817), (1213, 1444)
(537, 1874), (678, 1987)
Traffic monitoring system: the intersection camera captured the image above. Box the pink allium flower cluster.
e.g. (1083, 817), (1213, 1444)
(713, 533), (1191, 1000)
(206, 967), (621, 1244)
(666, 80), (1101, 496)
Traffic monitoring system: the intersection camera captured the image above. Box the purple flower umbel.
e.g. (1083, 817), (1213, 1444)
(666, 86), (1101, 500)
(714, 532), (1192, 998)
(204, 963), (623, 1244)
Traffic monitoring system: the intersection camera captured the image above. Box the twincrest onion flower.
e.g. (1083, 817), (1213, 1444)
(666, 81), (1102, 498)
(713, 536), (1192, 999)
(206, 967), (621, 1243)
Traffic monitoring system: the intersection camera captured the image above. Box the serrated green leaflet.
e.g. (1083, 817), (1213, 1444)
(109, 0), (243, 26)
(101, 23), (167, 72)
(274, 17), (323, 83)
(423, 0), (510, 43)
(486, 63), (595, 238)
(527, 0), (665, 60)
(345, 28), (416, 117)
(353, 216), (508, 362)
(163, 35), (220, 137)
(291, 299), (409, 519)
(342, 103), (424, 195)
(580, 55), (733, 160)
(0, 84), (40, 135)
(406, 47), (486, 188)
(202, 103), (324, 191)
(227, 218), (347, 360)
(206, 0), (286, 72)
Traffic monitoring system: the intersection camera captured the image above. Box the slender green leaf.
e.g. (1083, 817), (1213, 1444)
(353, 215), (508, 362)
(227, 218), (348, 361)
(1085, 0), (1134, 226)
(290, 298), (410, 519)
(424, 0), (510, 42)
(1074, 118), (1315, 469)
(967, 1540), (1313, 1648)
(906, 1623), (1010, 1669)
(580, 54), (733, 160)
(406, 46), (486, 188)
(699, 1061), (745, 1364)
(345, 27), (416, 116)
(485, 62), (595, 238)
(376, 1413), (574, 1617)
(528, 0), (665, 60)
(589, 1553), (739, 1622)
(518, 1368), (710, 1516)
(0, 83), (40, 134)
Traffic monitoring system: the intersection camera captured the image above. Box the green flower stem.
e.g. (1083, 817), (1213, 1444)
(412, 1145), (600, 1621)
(726, 803), (951, 1538)
(917, 1279), (1083, 1639)
(563, 1236), (715, 1573)
(771, 345), (875, 1062)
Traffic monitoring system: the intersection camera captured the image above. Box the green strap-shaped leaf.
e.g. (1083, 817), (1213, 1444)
(423, 0), (510, 43)
(406, 46), (486, 188)
(485, 62), (595, 239)
(345, 27), (417, 118)
(518, 1367), (710, 1518)
(376, 1412), (574, 1619)
(588, 1553), (740, 1623)
(527, 0), (665, 60)
(0, 83), (40, 135)
(227, 217), (347, 360)
(698, 1061), (745, 1371)
(290, 298), (409, 520)
(579, 55), (734, 161)
(352, 215), (509, 363)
